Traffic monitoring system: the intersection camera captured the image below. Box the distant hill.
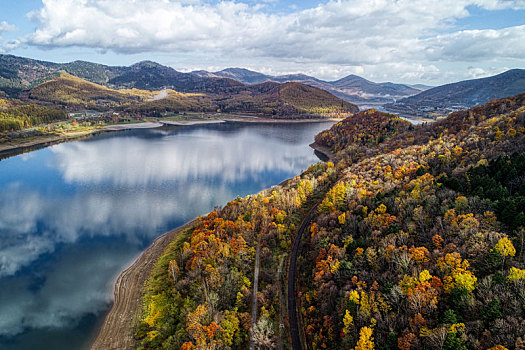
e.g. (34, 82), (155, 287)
(218, 81), (359, 116)
(0, 55), (58, 94)
(29, 72), (151, 109)
(0, 54), (424, 108)
(26, 71), (357, 117)
(0, 96), (67, 132)
(408, 83), (433, 91)
(60, 60), (124, 84)
(213, 68), (271, 85)
(0, 55), (245, 96)
(107, 61), (187, 90)
(212, 68), (421, 106)
(386, 69), (525, 117)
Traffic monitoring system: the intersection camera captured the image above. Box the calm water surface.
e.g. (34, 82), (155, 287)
(0, 121), (333, 350)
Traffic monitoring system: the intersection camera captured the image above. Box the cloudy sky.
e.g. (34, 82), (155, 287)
(0, 0), (524, 84)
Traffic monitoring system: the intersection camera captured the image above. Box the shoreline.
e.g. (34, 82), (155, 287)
(90, 131), (332, 349)
(309, 142), (335, 162)
(91, 219), (198, 350)
(0, 117), (339, 160)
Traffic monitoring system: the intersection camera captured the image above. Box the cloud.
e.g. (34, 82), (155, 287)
(0, 21), (18, 52)
(0, 0), (521, 82)
(21, 0), (525, 64)
(51, 126), (317, 185)
(0, 21), (15, 34)
(0, 245), (134, 336)
(425, 25), (525, 61)
(0, 122), (324, 278)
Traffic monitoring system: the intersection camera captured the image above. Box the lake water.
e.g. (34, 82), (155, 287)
(0, 121), (333, 350)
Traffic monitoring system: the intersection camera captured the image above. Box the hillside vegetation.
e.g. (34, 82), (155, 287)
(279, 82), (359, 115)
(134, 93), (525, 350)
(28, 73), (149, 109)
(126, 90), (214, 115)
(386, 69), (525, 117)
(0, 97), (67, 132)
(28, 73), (357, 117)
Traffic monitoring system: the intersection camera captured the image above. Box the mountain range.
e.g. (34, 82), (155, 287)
(199, 67), (427, 106)
(385, 69), (525, 117)
(0, 55), (424, 108)
(3, 62), (358, 117)
(1, 54), (524, 118)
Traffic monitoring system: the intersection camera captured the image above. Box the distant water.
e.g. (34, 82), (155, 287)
(0, 121), (333, 350)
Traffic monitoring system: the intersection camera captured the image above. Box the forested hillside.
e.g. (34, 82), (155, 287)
(27, 74), (357, 117)
(386, 69), (525, 117)
(134, 93), (525, 350)
(0, 97), (67, 132)
(28, 73), (151, 110)
(302, 93), (525, 349)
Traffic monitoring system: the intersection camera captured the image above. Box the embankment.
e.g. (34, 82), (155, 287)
(91, 219), (197, 350)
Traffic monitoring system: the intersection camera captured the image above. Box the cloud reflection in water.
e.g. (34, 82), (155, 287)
(0, 121), (332, 341)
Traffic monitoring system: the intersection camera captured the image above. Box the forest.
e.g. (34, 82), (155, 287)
(134, 93), (525, 350)
(27, 73), (357, 118)
(0, 97), (67, 132)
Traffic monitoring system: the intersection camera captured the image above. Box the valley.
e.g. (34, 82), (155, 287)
(0, 54), (524, 350)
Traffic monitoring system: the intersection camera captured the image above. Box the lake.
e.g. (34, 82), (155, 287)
(0, 120), (333, 350)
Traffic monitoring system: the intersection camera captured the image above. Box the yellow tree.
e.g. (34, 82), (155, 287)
(354, 326), (374, 350)
(494, 237), (516, 269)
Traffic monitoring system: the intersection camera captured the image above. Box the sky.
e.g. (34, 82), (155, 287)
(0, 0), (524, 85)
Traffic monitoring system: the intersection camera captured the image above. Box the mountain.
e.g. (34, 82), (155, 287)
(0, 54), (245, 96)
(63, 60), (248, 95)
(0, 54), (359, 117)
(379, 81), (425, 95)
(123, 92), (525, 350)
(213, 68), (421, 106)
(329, 74), (421, 103)
(409, 83), (434, 91)
(27, 71), (357, 116)
(60, 60), (124, 84)
(0, 54), (422, 108)
(386, 69), (525, 117)
(107, 60), (187, 90)
(213, 68), (272, 84)
(0, 55), (58, 94)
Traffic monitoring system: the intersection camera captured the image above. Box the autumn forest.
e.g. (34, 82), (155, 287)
(130, 93), (525, 350)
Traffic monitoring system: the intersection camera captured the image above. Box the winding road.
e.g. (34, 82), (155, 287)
(287, 204), (319, 350)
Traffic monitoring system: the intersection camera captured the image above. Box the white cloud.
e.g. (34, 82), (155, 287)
(22, 0), (525, 61)
(425, 25), (525, 61)
(0, 21), (15, 33)
(0, 21), (17, 52)
(0, 122), (324, 278)
(2, 0), (523, 82)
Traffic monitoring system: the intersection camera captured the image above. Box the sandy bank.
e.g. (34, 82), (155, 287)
(159, 120), (225, 126)
(0, 130), (96, 157)
(103, 122), (163, 131)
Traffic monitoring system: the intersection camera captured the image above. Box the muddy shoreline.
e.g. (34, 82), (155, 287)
(91, 219), (197, 350)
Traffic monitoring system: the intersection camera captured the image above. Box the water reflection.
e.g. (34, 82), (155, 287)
(52, 124), (317, 185)
(0, 121), (332, 349)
